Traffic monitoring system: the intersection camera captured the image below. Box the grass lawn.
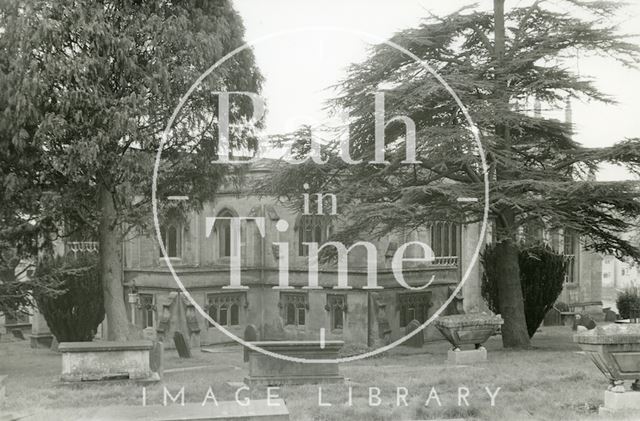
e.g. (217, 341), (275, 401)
(0, 326), (633, 420)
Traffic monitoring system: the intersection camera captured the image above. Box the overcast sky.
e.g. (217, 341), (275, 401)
(232, 0), (640, 181)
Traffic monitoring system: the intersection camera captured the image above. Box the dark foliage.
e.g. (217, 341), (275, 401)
(616, 287), (640, 320)
(33, 254), (104, 342)
(482, 243), (567, 337)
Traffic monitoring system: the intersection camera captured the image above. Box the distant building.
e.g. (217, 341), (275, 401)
(601, 254), (639, 312)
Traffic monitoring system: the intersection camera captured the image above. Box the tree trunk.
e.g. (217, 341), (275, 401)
(492, 0), (530, 348)
(495, 239), (531, 348)
(98, 185), (130, 341)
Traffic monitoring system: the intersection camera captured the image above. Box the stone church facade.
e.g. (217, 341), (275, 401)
(122, 163), (486, 348)
(120, 161), (602, 349)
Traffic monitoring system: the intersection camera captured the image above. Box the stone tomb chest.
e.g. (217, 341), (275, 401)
(244, 340), (344, 386)
(58, 341), (158, 382)
(435, 313), (503, 350)
(435, 314), (503, 365)
(575, 323), (640, 415)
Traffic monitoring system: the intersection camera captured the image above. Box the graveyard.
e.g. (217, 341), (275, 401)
(0, 326), (637, 421)
(2, 0), (640, 420)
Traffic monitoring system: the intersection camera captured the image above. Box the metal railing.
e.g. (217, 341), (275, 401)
(65, 241), (99, 255)
(432, 256), (459, 266)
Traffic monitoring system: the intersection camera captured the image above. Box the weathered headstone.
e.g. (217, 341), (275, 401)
(603, 308), (619, 322)
(379, 319), (392, 345)
(573, 314), (597, 331)
(149, 341), (164, 378)
(173, 331), (191, 358)
(50, 336), (59, 351)
(243, 324), (258, 362)
(544, 307), (562, 326)
(404, 319), (424, 347)
(142, 327), (157, 342)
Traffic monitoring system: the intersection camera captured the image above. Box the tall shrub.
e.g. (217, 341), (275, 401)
(616, 287), (640, 320)
(33, 254), (104, 342)
(482, 244), (567, 338)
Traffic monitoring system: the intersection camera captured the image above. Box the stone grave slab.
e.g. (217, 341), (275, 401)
(244, 341), (344, 386)
(174, 332), (192, 358)
(20, 399), (289, 421)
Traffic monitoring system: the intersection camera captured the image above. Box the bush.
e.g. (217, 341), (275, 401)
(481, 243), (567, 338)
(616, 287), (640, 320)
(33, 254), (104, 342)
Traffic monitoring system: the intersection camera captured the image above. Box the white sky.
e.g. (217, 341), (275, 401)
(233, 0), (640, 181)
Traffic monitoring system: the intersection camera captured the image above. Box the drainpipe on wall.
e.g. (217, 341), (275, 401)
(260, 204), (266, 340)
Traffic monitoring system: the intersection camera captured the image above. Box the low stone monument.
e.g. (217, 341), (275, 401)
(404, 319), (424, 347)
(244, 341), (344, 386)
(574, 323), (640, 416)
(58, 341), (159, 382)
(435, 313), (503, 365)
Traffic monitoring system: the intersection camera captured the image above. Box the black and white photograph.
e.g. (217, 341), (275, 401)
(1, 0), (640, 420)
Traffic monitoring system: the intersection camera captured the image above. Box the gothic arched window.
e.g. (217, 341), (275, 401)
(230, 303), (239, 326)
(160, 223), (182, 258)
(297, 215), (333, 256)
(217, 210), (235, 258)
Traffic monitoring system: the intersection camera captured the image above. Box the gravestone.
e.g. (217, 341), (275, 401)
(149, 341), (164, 378)
(404, 319), (424, 347)
(50, 336), (59, 351)
(544, 307), (561, 326)
(244, 324), (258, 362)
(142, 327), (157, 342)
(603, 308), (619, 322)
(173, 332), (191, 358)
(573, 314), (597, 331)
